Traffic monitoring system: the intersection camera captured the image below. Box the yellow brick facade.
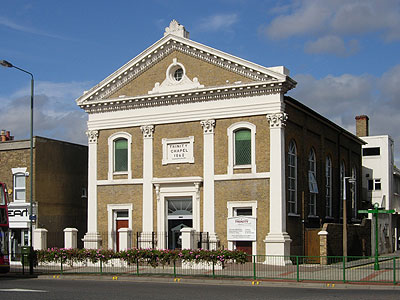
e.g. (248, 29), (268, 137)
(110, 50), (253, 99)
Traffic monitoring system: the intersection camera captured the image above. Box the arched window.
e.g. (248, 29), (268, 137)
(352, 166), (357, 219)
(340, 161), (346, 218)
(114, 138), (128, 172)
(308, 149), (318, 216)
(108, 132), (132, 180)
(288, 140), (297, 214)
(325, 156), (332, 217)
(227, 122), (256, 174)
(12, 168), (27, 202)
(234, 129), (251, 166)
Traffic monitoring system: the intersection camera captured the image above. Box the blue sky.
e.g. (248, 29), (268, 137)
(1, 0), (400, 162)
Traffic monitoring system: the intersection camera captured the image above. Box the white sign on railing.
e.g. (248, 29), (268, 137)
(227, 217), (256, 241)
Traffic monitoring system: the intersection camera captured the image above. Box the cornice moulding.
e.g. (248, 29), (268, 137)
(79, 81), (291, 114)
(86, 94), (285, 131)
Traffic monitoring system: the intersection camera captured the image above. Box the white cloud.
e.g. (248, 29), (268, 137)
(261, 0), (400, 54)
(197, 14), (238, 32)
(0, 16), (72, 40)
(289, 65), (400, 164)
(263, 1), (330, 39)
(305, 36), (359, 56)
(0, 81), (92, 145)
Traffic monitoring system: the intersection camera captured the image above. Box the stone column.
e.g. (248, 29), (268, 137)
(141, 125), (154, 233)
(200, 120), (218, 248)
(318, 230), (328, 265)
(64, 228), (78, 249)
(264, 113), (292, 265)
(83, 130), (102, 249)
(33, 228), (48, 251)
(118, 228), (132, 251)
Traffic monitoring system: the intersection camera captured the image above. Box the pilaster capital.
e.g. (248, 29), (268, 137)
(266, 113), (288, 128)
(140, 125), (154, 138)
(200, 119), (215, 134)
(86, 130), (99, 144)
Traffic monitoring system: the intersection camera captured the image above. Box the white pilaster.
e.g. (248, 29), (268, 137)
(141, 125), (154, 233)
(83, 130), (102, 249)
(200, 120), (218, 246)
(264, 113), (292, 265)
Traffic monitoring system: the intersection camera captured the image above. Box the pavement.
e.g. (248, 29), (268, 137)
(2, 272), (400, 291)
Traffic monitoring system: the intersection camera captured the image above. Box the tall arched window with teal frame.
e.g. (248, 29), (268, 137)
(234, 129), (251, 166)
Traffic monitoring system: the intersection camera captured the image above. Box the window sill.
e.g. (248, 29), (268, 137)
(288, 213), (300, 217)
(325, 216), (334, 220)
(307, 215), (320, 219)
(233, 165), (252, 169)
(113, 171), (128, 175)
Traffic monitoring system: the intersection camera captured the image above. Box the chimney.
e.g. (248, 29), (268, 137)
(0, 130), (14, 142)
(0, 130), (5, 142)
(355, 115), (369, 137)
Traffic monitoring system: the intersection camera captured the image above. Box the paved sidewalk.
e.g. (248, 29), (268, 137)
(2, 272), (400, 291)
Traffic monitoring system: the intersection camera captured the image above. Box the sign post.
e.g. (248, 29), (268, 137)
(358, 203), (394, 270)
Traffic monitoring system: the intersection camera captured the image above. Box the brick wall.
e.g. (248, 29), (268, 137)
(284, 97), (363, 255)
(215, 179), (269, 254)
(322, 218), (371, 257)
(109, 50), (253, 99)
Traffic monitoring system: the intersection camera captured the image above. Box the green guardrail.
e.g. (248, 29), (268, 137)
(12, 254), (400, 285)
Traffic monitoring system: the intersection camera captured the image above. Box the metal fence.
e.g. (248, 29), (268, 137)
(10, 255), (400, 285)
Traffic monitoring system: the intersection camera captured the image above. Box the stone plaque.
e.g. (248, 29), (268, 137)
(162, 136), (194, 165)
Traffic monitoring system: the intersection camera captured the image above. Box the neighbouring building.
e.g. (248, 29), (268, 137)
(76, 20), (364, 261)
(356, 115), (400, 253)
(0, 132), (88, 260)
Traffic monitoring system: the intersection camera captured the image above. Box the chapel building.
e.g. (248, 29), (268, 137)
(76, 20), (364, 260)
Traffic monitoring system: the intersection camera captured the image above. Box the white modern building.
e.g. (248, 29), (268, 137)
(356, 115), (400, 253)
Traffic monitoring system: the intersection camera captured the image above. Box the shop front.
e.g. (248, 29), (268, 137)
(8, 202), (34, 261)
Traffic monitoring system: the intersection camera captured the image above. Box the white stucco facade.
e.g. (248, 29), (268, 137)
(361, 135), (399, 253)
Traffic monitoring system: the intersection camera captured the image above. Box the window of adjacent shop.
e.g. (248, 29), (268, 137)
(227, 122), (256, 174)
(325, 156), (332, 218)
(308, 149), (318, 217)
(108, 132), (132, 180)
(362, 147), (380, 156)
(368, 179), (381, 191)
(288, 140), (297, 215)
(12, 168), (27, 202)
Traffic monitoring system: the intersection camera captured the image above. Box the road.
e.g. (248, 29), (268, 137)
(0, 277), (399, 299)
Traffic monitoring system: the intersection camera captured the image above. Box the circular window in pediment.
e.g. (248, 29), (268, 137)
(174, 68), (183, 81)
(166, 59), (186, 84)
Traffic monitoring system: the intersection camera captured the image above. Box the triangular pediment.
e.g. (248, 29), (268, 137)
(76, 22), (296, 110)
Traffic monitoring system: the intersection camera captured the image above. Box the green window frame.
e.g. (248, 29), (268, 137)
(114, 138), (128, 172)
(234, 129), (251, 165)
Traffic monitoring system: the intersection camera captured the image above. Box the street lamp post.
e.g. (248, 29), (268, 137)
(343, 176), (356, 260)
(0, 60), (35, 275)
